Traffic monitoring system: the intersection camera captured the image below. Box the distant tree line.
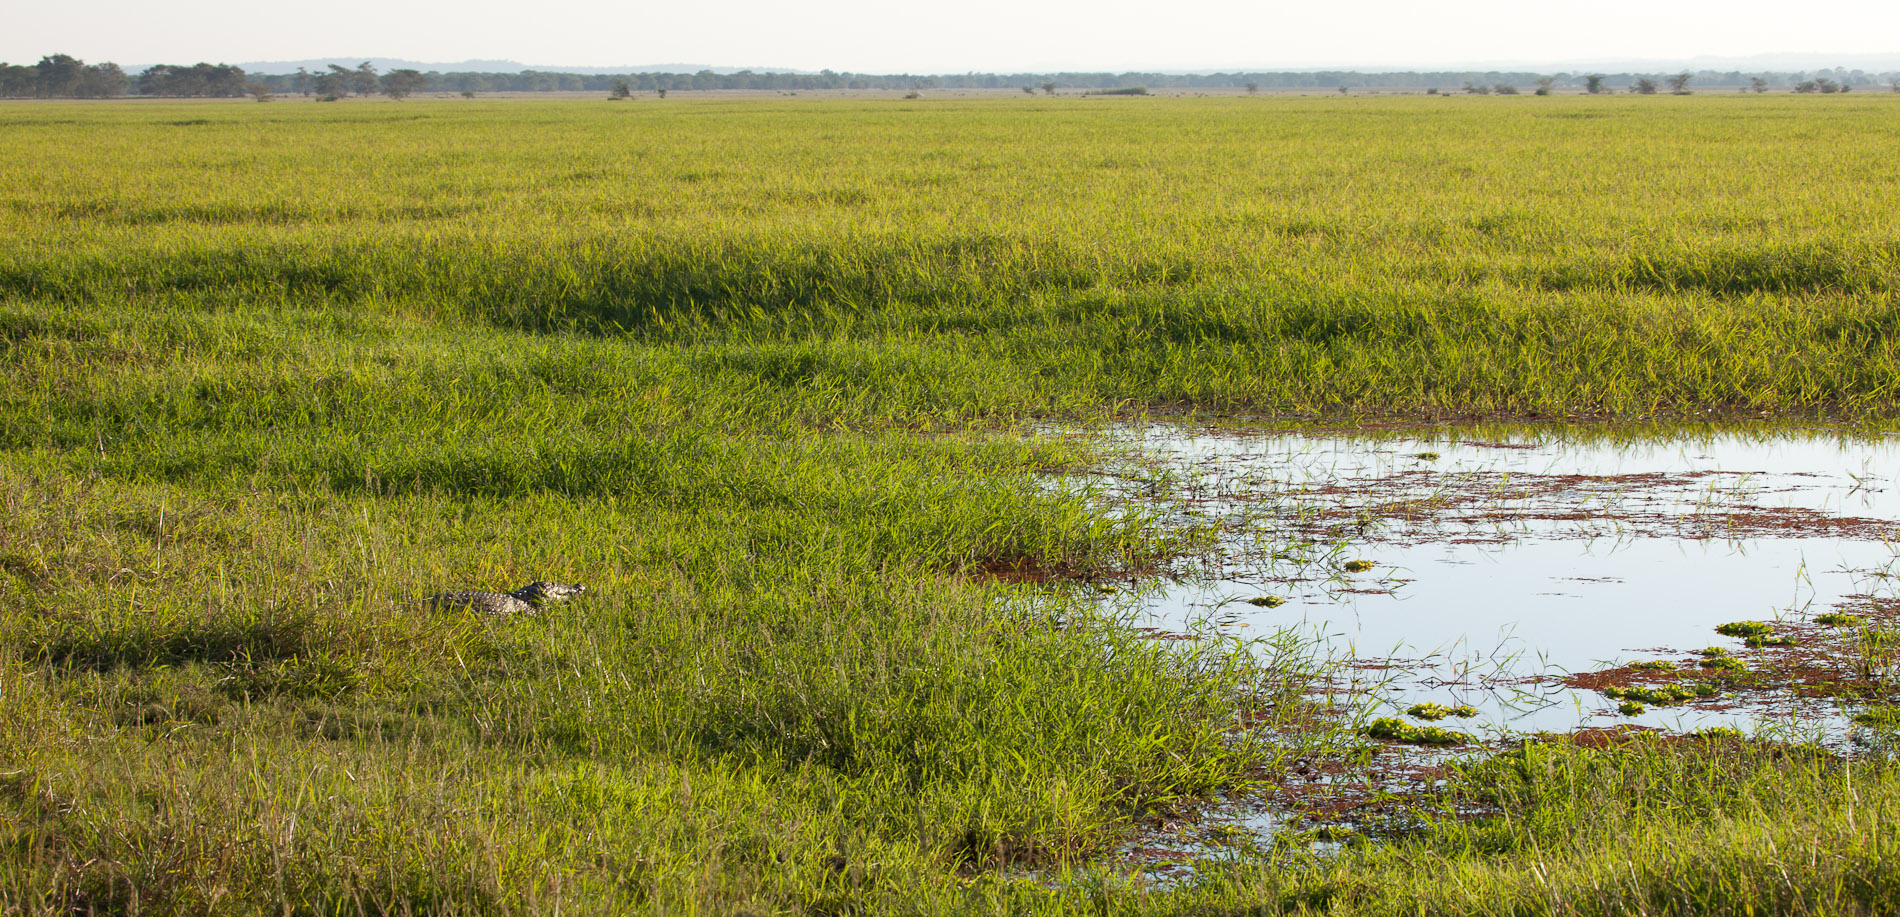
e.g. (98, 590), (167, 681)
(0, 54), (129, 98)
(241, 65), (1900, 96)
(137, 63), (248, 97)
(5, 53), (1899, 99)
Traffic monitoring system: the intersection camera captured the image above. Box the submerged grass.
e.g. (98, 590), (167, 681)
(3, 94), (1900, 912)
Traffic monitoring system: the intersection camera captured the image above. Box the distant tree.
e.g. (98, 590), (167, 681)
(1815, 77), (1842, 93)
(1245, 81), (1260, 94)
(379, 68), (426, 99)
(1021, 85), (1035, 95)
(1534, 76), (1556, 96)
(311, 69), (345, 98)
(247, 81), (274, 101)
(1041, 81), (1056, 95)
(0, 63), (35, 97)
(1493, 83), (1518, 95)
(1337, 84), (1349, 94)
(1631, 77), (1659, 95)
(1890, 76), (1900, 93)
(76, 62), (127, 98)
(1584, 74), (1606, 94)
(1463, 81), (1490, 95)
(1749, 76), (1768, 94)
(1666, 71), (1693, 94)
(609, 78), (632, 99)
(294, 66), (310, 96)
(319, 64), (351, 96)
(34, 54), (85, 97)
(655, 87), (666, 99)
(349, 61), (378, 97)
(1425, 87), (1439, 95)
(461, 89), (476, 99)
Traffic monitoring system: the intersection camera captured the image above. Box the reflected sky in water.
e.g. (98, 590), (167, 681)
(1110, 425), (1900, 736)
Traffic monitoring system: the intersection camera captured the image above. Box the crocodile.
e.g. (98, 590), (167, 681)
(424, 581), (586, 616)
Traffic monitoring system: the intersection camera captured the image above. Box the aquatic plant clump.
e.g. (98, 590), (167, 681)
(1715, 621), (1775, 639)
(1365, 717), (1471, 746)
(1817, 613), (1867, 627)
(1246, 595), (1286, 608)
(1342, 560), (1377, 573)
(1602, 682), (1718, 706)
(1406, 702), (1479, 721)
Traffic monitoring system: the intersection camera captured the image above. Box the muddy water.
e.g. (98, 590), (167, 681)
(1108, 424), (1900, 738)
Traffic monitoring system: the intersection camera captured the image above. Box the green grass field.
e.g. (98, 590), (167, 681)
(4, 94), (1899, 914)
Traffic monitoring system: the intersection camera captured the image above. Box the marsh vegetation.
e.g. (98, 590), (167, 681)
(3, 94), (1900, 913)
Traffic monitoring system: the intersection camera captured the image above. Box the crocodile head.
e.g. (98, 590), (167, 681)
(513, 582), (587, 605)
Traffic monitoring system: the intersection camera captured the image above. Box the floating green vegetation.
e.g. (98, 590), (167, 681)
(1715, 621), (1775, 638)
(1689, 726), (1746, 741)
(1699, 656), (1749, 673)
(1365, 717), (1470, 746)
(1700, 646), (1732, 658)
(1412, 452), (1441, 461)
(1817, 613), (1867, 627)
(1629, 660), (1677, 671)
(1407, 702), (1479, 721)
(1246, 596), (1286, 608)
(1618, 701), (1647, 716)
(1745, 634), (1799, 648)
(1342, 560), (1376, 573)
(1602, 682), (1718, 706)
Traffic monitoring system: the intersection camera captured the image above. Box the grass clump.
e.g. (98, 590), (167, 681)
(1853, 706), (1900, 730)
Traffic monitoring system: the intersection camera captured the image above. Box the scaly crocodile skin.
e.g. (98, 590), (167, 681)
(424, 581), (586, 616)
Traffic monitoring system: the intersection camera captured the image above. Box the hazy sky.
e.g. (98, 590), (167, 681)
(12, 0), (1900, 72)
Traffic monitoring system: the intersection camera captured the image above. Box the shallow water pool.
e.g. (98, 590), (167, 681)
(1104, 424), (1900, 738)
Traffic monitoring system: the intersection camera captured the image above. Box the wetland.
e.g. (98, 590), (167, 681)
(4, 95), (1900, 914)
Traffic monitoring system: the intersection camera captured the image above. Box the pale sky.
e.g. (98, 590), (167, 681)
(10, 0), (1900, 73)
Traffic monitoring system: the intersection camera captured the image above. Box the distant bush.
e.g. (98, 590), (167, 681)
(1632, 78), (1659, 95)
(1494, 84), (1519, 95)
(1093, 86), (1149, 96)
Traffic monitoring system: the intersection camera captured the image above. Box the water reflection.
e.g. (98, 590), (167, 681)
(1108, 424), (1900, 736)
